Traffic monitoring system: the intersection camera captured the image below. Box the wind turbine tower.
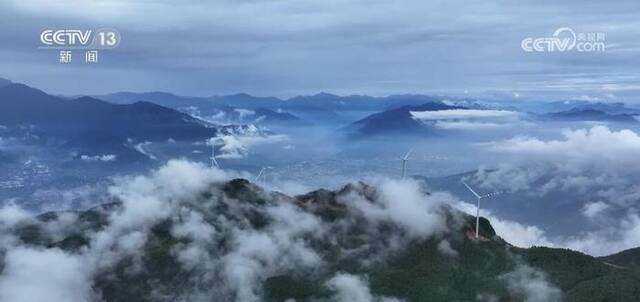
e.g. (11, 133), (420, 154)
(210, 143), (221, 169)
(462, 180), (501, 238)
(401, 149), (413, 179)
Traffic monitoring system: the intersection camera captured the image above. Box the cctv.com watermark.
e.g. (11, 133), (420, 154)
(521, 27), (606, 53)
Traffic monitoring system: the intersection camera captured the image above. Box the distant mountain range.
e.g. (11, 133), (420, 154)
(93, 88), (640, 131)
(4, 76), (640, 137)
(97, 91), (446, 111)
(342, 102), (639, 138)
(96, 91), (208, 107)
(94, 91), (456, 126)
(345, 102), (464, 137)
(97, 90), (640, 117)
(500, 99), (640, 115)
(96, 92), (306, 126)
(181, 104), (304, 126)
(4, 75), (639, 118)
(0, 83), (217, 160)
(544, 108), (638, 123)
(547, 100), (639, 114)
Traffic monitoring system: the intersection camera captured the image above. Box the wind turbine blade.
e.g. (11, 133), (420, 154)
(254, 168), (265, 182)
(462, 181), (481, 199)
(403, 149), (413, 160)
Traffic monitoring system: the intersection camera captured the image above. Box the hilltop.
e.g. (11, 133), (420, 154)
(2, 161), (639, 302)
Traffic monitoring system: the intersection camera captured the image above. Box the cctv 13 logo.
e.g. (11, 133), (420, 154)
(40, 28), (121, 49)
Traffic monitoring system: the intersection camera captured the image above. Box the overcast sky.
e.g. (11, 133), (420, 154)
(1, 0), (639, 101)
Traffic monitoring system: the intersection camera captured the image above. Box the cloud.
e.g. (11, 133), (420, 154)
(4, 0), (640, 99)
(169, 208), (217, 270)
(0, 247), (95, 302)
(28, 183), (108, 212)
(411, 109), (523, 129)
(93, 159), (326, 301)
(411, 109), (520, 120)
(133, 141), (157, 160)
(483, 126), (640, 167)
(80, 154), (117, 162)
(95, 159), (329, 300)
(581, 201), (610, 219)
(7, 157), (633, 301)
(234, 108), (255, 121)
(109, 159), (226, 204)
(326, 273), (402, 302)
(221, 201), (324, 301)
(471, 163), (549, 194)
(467, 125), (640, 255)
(0, 159), (465, 300)
(342, 179), (447, 238)
(210, 133), (288, 159)
(0, 201), (31, 228)
(437, 240), (458, 257)
(455, 193), (640, 256)
(500, 264), (562, 302)
(474, 125), (640, 211)
(431, 121), (512, 130)
(87, 160), (229, 272)
(560, 212), (640, 256)
(270, 179), (313, 196)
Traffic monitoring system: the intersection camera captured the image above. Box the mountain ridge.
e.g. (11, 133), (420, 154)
(345, 102), (465, 137)
(5, 176), (639, 301)
(0, 83), (218, 161)
(544, 108), (638, 123)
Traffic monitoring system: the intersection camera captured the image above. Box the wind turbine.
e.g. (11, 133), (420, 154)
(461, 180), (502, 238)
(210, 142), (221, 169)
(401, 149), (413, 179)
(254, 167), (269, 187)
(254, 167), (265, 184)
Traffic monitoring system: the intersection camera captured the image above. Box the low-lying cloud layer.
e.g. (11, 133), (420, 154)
(483, 126), (640, 168)
(208, 125), (288, 159)
(468, 125), (640, 255)
(501, 264), (562, 302)
(326, 273), (402, 302)
(411, 109), (523, 130)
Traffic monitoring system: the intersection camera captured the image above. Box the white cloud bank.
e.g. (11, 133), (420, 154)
(484, 126), (640, 167)
(0, 247), (95, 302)
(410, 109), (523, 129)
(326, 273), (402, 302)
(208, 125), (288, 159)
(468, 125), (640, 256)
(501, 264), (562, 302)
(477, 125), (640, 202)
(411, 109), (519, 120)
(81, 154), (117, 162)
(343, 179), (447, 238)
(213, 134), (288, 159)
